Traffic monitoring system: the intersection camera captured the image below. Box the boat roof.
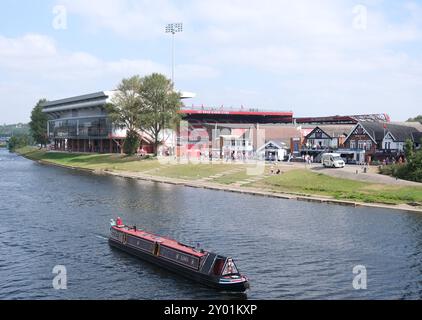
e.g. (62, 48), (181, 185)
(115, 226), (208, 258)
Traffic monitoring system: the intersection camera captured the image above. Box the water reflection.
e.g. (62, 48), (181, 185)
(0, 149), (421, 300)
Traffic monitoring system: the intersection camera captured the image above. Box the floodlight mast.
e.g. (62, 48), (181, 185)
(165, 23), (183, 86)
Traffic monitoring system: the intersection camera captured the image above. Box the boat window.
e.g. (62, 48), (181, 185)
(222, 258), (239, 275)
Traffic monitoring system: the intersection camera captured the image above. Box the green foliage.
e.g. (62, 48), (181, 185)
(0, 123), (30, 137)
(379, 164), (397, 176)
(106, 76), (144, 132)
(107, 73), (182, 156)
(398, 151), (422, 182)
(404, 138), (414, 160)
(8, 134), (31, 152)
(123, 130), (140, 156)
(407, 115), (422, 124)
(29, 99), (49, 147)
(138, 73), (182, 155)
(380, 142), (422, 182)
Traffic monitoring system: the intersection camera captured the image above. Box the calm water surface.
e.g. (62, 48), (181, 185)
(0, 149), (421, 300)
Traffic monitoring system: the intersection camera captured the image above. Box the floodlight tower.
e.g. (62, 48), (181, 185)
(165, 23), (183, 86)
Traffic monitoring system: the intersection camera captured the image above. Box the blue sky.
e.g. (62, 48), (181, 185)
(1, 0), (421, 123)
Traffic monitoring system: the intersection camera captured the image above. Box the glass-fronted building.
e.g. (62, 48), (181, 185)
(42, 91), (128, 153)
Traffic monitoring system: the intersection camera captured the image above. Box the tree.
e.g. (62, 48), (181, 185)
(404, 138), (414, 161)
(407, 115), (422, 124)
(29, 99), (48, 148)
(8, 134), (31, 152)
(138, 73), (182, 156)
(106, 76), (144, 155)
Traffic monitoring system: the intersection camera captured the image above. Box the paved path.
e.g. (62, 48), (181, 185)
(198, 167), (244, 182)
(311, 165), (421, 187)
(231, 174), (269, 187)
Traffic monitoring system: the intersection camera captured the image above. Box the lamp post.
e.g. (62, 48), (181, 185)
(165, 23), (183, 86)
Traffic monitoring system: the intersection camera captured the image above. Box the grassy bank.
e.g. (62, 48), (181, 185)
(16, 146), (160, 172)
(17, 147), (422, 207)
(255, 170), (422, 205)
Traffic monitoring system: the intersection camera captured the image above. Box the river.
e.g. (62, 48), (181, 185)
(0, 148), (421, 300)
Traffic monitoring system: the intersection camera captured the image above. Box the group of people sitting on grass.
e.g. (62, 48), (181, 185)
(270, 164), (282, 175)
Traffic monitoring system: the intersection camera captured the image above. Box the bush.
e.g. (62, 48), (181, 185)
(8, 135), (31, 152)
(122, 130), (140, 156)
(379, 164), (396, 176)
(380, 150), (422, 182)
(402, 151), (422, 182)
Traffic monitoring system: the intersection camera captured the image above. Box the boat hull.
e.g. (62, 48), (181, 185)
(109, 238), (249, 292)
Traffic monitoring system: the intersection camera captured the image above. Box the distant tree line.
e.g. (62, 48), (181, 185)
(3, 98), (48, 152)
(407, 115), (422, 124)
(0, 123), (30, 137)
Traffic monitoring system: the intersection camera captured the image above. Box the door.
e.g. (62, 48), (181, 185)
(153, 242), (161, 256)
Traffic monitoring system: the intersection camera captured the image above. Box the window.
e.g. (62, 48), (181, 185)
(350, 141), (356, 149)
(213, 258), (226, 275)
(222, 259), (239, 275)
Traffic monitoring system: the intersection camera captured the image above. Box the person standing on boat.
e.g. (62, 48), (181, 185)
(116, 217), (123, 228)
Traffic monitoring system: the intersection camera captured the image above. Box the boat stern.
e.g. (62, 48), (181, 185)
(218, 275), (250, 292)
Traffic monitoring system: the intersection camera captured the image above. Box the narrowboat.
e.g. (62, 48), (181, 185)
(108, 218), (250, 292)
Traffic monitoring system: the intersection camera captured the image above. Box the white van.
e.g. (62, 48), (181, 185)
(321, 153), (345, 168)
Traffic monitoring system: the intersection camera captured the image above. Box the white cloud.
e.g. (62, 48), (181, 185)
(1, 0), (422, 122)
(55, 0), (422, 75)
(0, 34), (57, 58)
(0, 33), (164, 79)
(176, 64), (220, 80)
(0, 32), (220, 123)
(60, 0), (184, 39)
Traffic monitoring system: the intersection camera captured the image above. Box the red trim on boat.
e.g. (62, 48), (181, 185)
(113, 226), (207, 258)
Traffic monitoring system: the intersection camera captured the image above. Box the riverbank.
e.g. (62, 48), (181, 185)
(16, 147), (422, 213)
